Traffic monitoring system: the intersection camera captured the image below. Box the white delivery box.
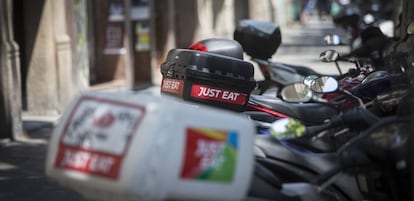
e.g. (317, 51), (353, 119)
(46, 91), (255, 201)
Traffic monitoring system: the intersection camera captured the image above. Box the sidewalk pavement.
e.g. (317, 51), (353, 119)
(0, 16), (349, 201)
(0, 115), (91, 201)
(271, 16), (354, 76)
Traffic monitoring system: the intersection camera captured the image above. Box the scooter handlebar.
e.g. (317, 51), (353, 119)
(303, 107), (379, 138)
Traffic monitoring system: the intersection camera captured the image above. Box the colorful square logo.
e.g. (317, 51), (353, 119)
(180, 127), (238, 183)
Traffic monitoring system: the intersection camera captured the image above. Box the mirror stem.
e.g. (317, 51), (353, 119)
(334, 61), (343, 75)
(311, 165), (343, 191)
(351, 59), (361, 69)
(341, 89), (365, 107)
(317, 171), (343, 193)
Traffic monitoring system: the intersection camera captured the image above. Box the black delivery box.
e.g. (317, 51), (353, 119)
(234, 19), (282, 60)
(160, 49), (256, 112)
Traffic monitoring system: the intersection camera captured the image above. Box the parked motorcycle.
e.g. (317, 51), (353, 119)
(187, 38), (350, 123)
(324, 26), (393, 68)
(186, 36), (410, 129)
(250, 75), (413, 200)
(185, 20), (410, 130)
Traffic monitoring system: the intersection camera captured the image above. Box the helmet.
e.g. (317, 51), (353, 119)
(234, 19), (281, 59)
(188, 38), (244, 60)
(360, 26), (385, 43)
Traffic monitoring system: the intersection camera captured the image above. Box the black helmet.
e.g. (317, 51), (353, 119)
(234, 19), (281, 59)
(360, 26), (385, 43)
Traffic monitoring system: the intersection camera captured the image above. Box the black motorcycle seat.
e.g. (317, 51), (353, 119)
(271, 61), (340, 80)
(270, 61), (323, 77)
(249, 95), (339, 125)
(255, 58), (326, 77)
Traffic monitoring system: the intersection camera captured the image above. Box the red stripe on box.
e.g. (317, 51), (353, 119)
(54, 145), (122, 179)
(190, 84), (247, 105)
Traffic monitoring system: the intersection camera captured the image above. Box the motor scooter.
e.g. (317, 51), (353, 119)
(250, 75), (413, 200)
(185, 41), (343, 125)
(187, 38), (407, 125)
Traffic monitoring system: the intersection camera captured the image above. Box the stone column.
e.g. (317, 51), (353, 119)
(25, 0), (59, 115)
(248, 0), (276, 22)
(153, 0), (176, 85)
(25, 0), (75, 115)
(0, 0), (23, 140)
(196, 0), (236, 39)
(52, 0), (75, 111)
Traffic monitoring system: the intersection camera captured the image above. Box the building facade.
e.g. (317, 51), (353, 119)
(0, 0), (294, 139)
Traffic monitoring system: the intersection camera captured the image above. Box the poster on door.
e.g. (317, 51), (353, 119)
(135, 22), (150, 52)
(104, 22), (126, 55)
(131, 0), (149, 20)
(108, 0), (125, 21)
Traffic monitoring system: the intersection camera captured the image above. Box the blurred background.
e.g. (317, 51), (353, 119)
(1, 1), (413, 200)
(0, 0), (408, 140)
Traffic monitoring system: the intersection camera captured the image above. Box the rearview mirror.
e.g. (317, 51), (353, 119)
(269, 118), (306, 140)
(363, 13), (375, 25)
(303, 75), (319, 87)
(310, 76), (339, 93)
(319, 50), (340, 62)
(280, 83), (313, 103)
(407, 21), (414, 35)
(323, 34), (342, 45)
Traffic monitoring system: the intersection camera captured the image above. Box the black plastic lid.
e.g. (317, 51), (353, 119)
(161, 49), (255, 81)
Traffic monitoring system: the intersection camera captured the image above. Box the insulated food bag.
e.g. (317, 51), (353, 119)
(46, 91), (255, 201)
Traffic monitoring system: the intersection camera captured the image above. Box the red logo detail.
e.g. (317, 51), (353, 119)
(92, 112), (115, 128)
(161, 78), (184, 94)
(55, 145), (122, 179)
(190, 84), (247, 105)
(54, 97), (146, 180)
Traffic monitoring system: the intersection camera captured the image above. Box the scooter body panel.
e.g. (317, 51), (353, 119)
(249, 95), (339, 125)
(254, 135), (364, 201)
